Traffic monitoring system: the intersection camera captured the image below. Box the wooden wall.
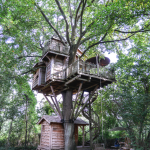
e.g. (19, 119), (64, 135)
(32, 69), (40, 88)
(39, 121), (84, 150)
(39, 68), (46, 85)
(46, 60), (52, 82)
(40, 120), (51, 150)
(32, 67), (46, 89)
(51, 123), (64, 150)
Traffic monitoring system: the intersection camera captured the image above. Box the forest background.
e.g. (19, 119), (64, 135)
(0, 0), (150, 149)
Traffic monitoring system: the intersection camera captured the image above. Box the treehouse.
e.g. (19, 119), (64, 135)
(37, 115), (88, 150)
(32, 35), (115, 95)
(32, 62), (46, 90)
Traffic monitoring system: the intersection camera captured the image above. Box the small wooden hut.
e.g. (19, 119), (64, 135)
(37, 115), (88, 150)
(32, 62), (46, 90)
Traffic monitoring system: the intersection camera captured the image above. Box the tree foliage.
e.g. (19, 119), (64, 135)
(0, 0), (150, 149)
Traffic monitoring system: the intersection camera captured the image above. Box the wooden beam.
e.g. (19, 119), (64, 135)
(70, 82), (83, 119)
(65, 75), (81, 85)
(43, 94), (60, 118)
(76, 77), (91, 82)
(50, 85), (62, 119)
(84, 84), (98, 91)
(74, 91), (84, 118)
(50, 96), (60, 115)
(75, 85), (98, 119)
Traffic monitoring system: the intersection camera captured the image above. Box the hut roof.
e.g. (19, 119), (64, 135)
(37, 115), (88, 125)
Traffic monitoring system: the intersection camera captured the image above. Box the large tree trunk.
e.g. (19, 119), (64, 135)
(62, 89), (77, 150)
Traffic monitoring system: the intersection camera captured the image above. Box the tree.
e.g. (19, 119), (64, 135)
(1, 0), (150, 149)
(98, 35), (150, 149)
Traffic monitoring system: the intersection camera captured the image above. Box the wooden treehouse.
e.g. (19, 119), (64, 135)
(37, 115), (88, 150)
(32, 35), (115, 150)
(32, 35), (115, 96)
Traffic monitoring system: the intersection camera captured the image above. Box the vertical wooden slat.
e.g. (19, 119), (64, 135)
(40, 125), (43, 147)
(50, 125), (52, 150)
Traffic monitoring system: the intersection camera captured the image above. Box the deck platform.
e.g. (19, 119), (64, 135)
(34, 60), (115, 95)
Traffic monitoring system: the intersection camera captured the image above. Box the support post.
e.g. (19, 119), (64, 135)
(50, 85), (62, 118)
(75, 85), (98, 119)
(82, 126), (85, 147)
(77, 57), (79, 73)
(89, 94), (93, 148)
(43, 94), (61, 118)
(75, 91), (84, 118)
(70, 82), (83, 119)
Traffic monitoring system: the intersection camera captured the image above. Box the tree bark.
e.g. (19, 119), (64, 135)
(62, 89), (77, 150)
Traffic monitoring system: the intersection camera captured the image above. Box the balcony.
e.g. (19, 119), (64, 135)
(51, 60), (115, 81)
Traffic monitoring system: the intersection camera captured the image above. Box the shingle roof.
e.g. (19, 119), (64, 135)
(37, 115), (88, 125)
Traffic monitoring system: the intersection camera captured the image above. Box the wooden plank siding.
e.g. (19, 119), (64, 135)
(51, 123), (64, 150)
(37, 116), (89, 150)
(46, 60), (52, 82)
(32, 68), (46, 90)
(40, 68), (46, 85)
(39, 121), (51, 150)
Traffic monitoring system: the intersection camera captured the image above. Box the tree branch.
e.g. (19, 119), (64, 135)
(114, 29), (150, 34)
(80, 0), (87, 36)
(80, 33), (135, 58)
(55, 0), (71, 46)
(80, 32), (108, 58)
(35, 3), (66, 46)
(68, 0), (73, 28)
(17, 55), (42, 59)
(114, 23), (150, 34)
(86, 0), (95, 8)
(76, 20), (95, 47)
(74, 1), (82, 26)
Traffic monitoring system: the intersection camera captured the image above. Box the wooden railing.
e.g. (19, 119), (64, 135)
(51, 60), (115, 80)
(32, 76), (39, 88)
(52, 68), (66, 80)
(43, 41), (69, 56)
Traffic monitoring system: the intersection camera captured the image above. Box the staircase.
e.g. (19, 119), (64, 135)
(81, 92), (101, 146)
